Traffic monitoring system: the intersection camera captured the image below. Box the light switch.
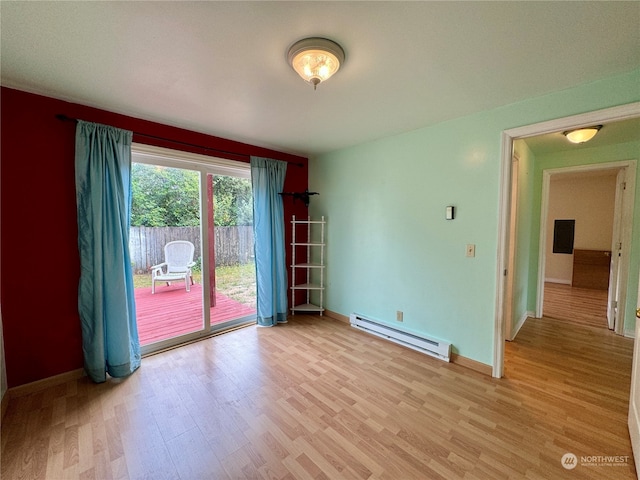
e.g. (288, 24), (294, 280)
(466, 244), (476, 257)
(446, 206), (455, 220)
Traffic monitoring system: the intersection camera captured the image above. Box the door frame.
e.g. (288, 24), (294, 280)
(628, 276), (640, 473)
(493, 101), (640, 378)
(535, 161), (635, 334)
(609, 168), (628, 330)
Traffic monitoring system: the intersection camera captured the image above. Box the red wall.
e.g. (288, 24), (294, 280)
(0, 87), (309, 387)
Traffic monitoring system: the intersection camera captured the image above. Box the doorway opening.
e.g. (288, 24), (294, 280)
(537, 165), (631, 333)
(494, 102), (640, 378)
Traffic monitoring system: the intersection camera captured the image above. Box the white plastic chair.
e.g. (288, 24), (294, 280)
(151, 241), (196, 294)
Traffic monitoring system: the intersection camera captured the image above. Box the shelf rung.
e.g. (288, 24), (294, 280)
(291, 303), (325, 312)
(292, 283), (324, 290)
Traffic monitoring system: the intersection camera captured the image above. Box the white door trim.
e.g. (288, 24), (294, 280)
(609, 169), (626, 330)
(493, 101), (640, 379)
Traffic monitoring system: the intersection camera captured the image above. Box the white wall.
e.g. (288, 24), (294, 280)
(545, 172), (617, 283)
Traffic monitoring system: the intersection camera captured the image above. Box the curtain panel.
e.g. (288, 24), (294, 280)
(75, 120), (141, 383)
(250, 157), (288, 327)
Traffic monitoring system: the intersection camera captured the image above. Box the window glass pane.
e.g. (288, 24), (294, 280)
(210, 174), (256, 327)
(130, 163), (204, 346)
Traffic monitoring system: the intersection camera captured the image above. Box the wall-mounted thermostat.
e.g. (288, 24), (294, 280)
(446, 206), (455, 220)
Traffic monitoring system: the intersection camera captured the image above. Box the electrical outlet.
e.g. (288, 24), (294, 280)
(396, 310), (403, 322)
(466, 244), (476, 257)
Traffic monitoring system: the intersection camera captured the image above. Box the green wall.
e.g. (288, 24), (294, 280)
(510, 140), (536, 336)
(309, 69), (640, 367)
(528, 140), (640, 336)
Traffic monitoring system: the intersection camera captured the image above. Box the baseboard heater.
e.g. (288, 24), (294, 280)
(349, 313), (451, 362)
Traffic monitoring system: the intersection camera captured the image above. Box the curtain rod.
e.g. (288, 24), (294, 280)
(55, 114), (304, 167)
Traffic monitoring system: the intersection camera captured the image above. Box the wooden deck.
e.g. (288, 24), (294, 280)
(135, 284), (256, 345)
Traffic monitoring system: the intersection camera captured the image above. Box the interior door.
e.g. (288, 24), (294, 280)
(608, 168), (626, 329)
(628, 279), (640, 473)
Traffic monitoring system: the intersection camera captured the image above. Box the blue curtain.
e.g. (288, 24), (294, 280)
(75, 120), (141, 383)
(251, 157), (288, 327)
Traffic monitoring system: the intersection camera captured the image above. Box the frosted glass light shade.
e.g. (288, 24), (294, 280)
(288, 38), (345, 89)
(563, 126), (602, 144)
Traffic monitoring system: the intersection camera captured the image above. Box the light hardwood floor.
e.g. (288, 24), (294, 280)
(543, 282), (610, 329)
(2, 314), (635, 479)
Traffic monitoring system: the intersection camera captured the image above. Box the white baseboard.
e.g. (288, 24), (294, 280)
(508, 311), (534, 341)
(544, 278), (571, 285)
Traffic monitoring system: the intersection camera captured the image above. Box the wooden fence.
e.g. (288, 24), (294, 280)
(129, 226), (254, 273)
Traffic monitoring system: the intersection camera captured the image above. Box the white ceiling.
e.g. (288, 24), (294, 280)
(2, 1), (639, 157)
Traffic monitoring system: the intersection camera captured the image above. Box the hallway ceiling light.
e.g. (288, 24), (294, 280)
(287, 37), (345, 90)
(563, 125), (602, 144)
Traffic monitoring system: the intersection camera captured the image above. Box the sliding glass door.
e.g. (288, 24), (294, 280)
(130, 144), (256, 354)
(130, 162), (205, 349)
(207, 173), (256, 328)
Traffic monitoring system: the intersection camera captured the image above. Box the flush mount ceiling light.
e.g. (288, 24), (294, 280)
(287, 37), (345, 90)
(563, 125), (603, 144)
